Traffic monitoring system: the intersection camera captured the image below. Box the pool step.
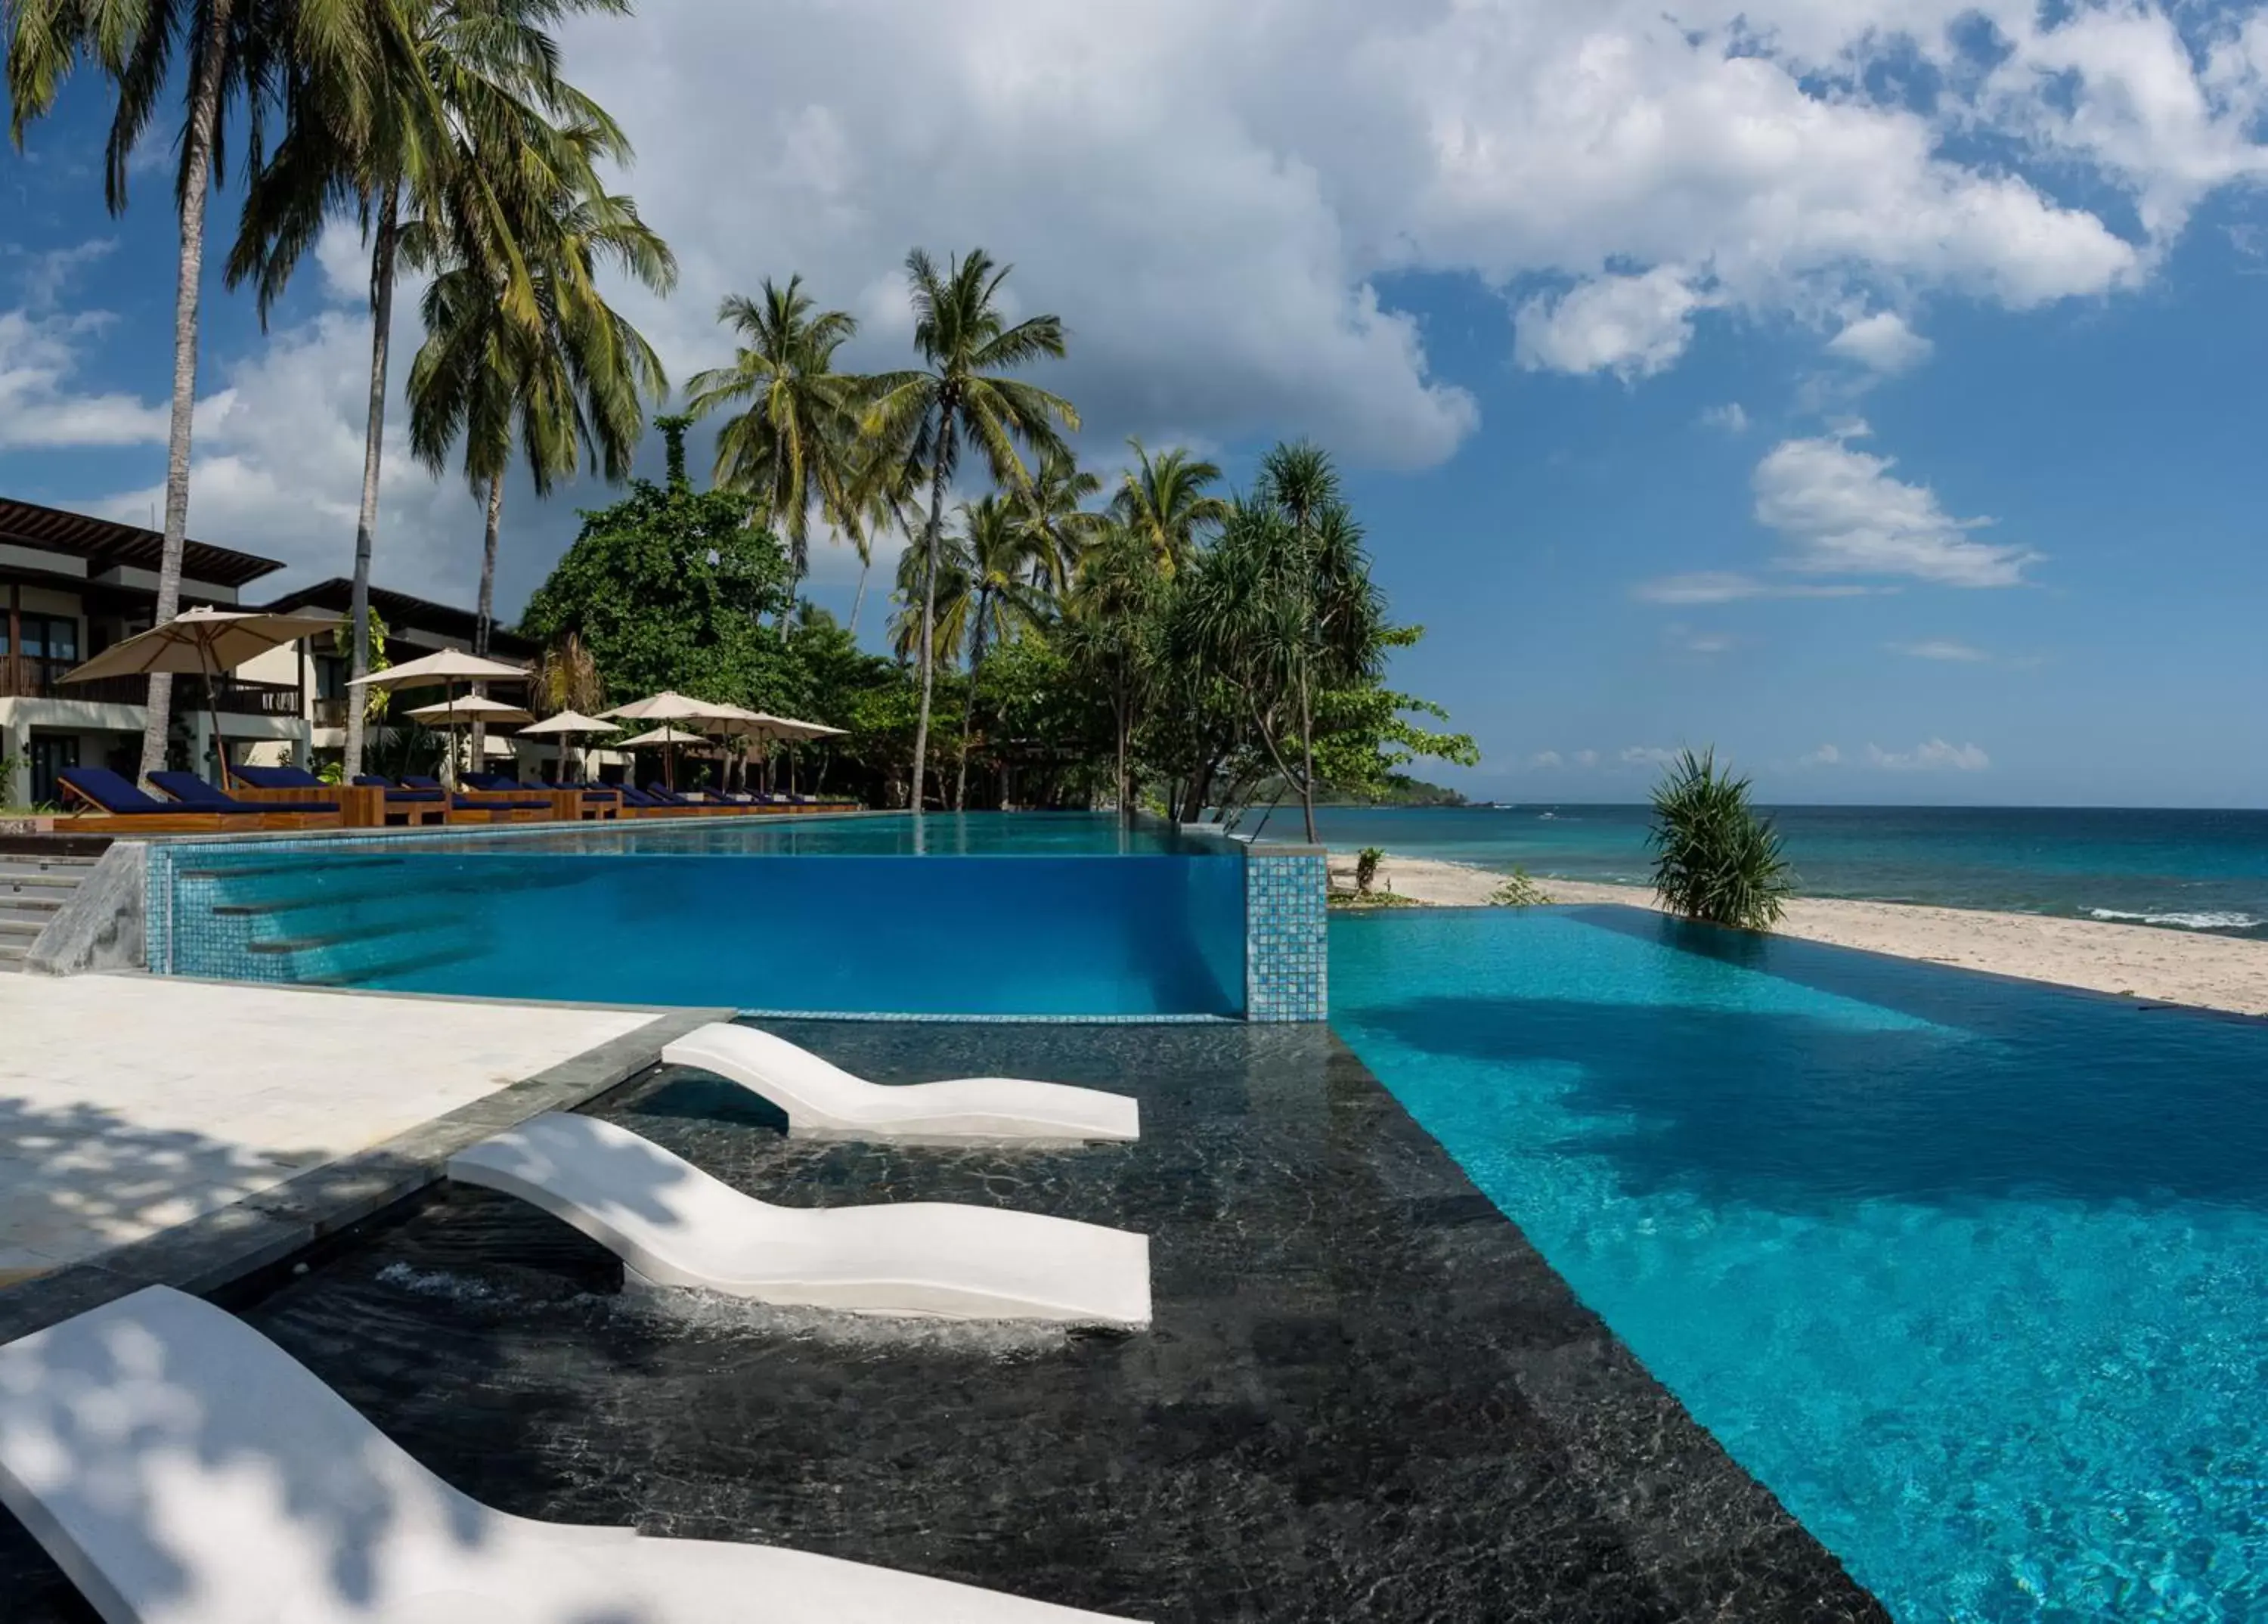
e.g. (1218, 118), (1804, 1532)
(0, 857), (91, 972)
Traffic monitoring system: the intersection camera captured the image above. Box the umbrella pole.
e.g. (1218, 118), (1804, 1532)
(203, 645), (228, 787)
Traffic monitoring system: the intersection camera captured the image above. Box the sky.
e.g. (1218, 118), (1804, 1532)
(2, 0), (2266, 807)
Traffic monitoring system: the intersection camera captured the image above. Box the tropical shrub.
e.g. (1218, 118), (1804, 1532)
(1489, 869), (1549, 907)
(1354, 847), (1383, 894)
(1647, 748), (1793, 928)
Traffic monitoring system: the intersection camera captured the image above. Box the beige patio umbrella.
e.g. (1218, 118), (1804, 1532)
(517, 709), (617, 784)
(60, 606), (342, 783)
(613, 723), (712, 792)
(344, 649), (529, 689)
(353, 651), (532, 784)
(406, 696), (533, 784)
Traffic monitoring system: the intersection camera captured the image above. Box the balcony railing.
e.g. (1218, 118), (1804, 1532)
(0, 655), (299, 717)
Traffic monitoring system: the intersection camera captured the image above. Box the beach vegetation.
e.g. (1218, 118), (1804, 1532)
(1489, 869), (1550, 907)
(1647, 748), (1793, 929)
(1354, 847), (1383, 894)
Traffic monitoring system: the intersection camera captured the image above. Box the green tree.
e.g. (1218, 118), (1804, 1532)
(1060, 521), (1163, 817)
(864, 246), (1077, 809)
(227, 0), (639, 779)
(1647, 747), (1794, 929)
(945, 494), (1048, 808)
(1014, 445), (1103, 597)
(686, 275), (869, 610)
(1111, 438), (1228, 576)
(405, 163), (674, 658)
(8, 0), (304, 779)
(519, 415), (795, 706)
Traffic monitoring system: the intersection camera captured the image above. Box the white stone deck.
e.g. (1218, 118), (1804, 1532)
(0, 976), (652, 1286)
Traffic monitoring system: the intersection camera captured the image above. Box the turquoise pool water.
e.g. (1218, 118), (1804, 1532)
(160, 813), (1246, 1016)
(1330, 906), (2268, 1622)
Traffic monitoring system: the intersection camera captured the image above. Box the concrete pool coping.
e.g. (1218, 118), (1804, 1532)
(0, 987), (733, 1347)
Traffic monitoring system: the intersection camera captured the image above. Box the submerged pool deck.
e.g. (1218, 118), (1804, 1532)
(2, 1018), (1885, 1620)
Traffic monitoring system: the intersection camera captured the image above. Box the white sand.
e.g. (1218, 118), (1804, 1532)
(1328, 852), (2268, 1018)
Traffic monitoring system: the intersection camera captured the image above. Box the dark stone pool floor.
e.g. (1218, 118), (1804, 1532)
(1, 1020), (1886, 1620)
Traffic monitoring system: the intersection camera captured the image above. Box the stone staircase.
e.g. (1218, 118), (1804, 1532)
(0, 853), (98, 972)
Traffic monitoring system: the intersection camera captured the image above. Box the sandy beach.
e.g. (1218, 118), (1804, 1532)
(1329, 851), (2268, 1018)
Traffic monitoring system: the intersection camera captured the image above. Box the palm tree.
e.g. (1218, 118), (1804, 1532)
(228, 0), (636, 779)
(1061, 521), (1161, 818)
(1111, 439), (1229, 577)
(948, 494), (1047, 808)
(889, 535), (971, 672)
(685, 276), (869, 614)
(405, 166), (674, 657)
(863, 247), (1077, 810)
(8, 0), (306, 779)
(1012, 446), (1103, 598)
(838, 442), (924, 637)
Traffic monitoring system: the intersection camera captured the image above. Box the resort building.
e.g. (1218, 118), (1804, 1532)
(243, 578), (540, 764)
(0, 498), (302, 804)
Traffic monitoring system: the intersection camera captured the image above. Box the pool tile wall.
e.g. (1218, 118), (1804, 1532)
(1244, 845), (1328, 1021)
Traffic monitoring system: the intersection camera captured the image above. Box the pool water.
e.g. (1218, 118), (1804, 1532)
(1330, 906), (2268, 1622)
(160, 813), (1247, 1016)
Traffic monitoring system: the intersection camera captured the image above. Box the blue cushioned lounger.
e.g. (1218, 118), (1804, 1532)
(151, 771), (338, 815)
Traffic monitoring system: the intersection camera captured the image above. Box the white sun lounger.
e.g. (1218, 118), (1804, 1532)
(659, 1023), (1140, 1144)
(0, 1285), (1136, 1624)
(448, 1112), (1152, 1328)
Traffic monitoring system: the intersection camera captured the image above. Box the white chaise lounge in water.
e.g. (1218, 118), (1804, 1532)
(448, 1111), (1151, 1328)
(660, 1023), (1140, 1145)
(0, 1285), (1136, 1624)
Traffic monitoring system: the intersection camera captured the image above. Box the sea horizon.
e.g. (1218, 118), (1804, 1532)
(1303, 803), (2268, 941)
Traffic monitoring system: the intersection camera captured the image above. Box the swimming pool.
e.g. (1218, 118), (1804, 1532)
(1330, 906), (2268, 1622)
(151, 813), (1256, 1018)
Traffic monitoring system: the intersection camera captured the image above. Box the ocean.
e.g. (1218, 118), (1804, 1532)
(1300, 804), (2268, 941)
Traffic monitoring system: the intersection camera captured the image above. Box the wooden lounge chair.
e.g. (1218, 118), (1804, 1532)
(57, 767), (271, 835)
(449, 1111), (1152, 1326)
(150, 770), (342, 830)
(0, 1285), (1130, 1624)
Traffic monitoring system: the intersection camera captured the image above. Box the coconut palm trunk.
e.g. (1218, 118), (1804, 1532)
(469, 467), (505, 766)
(847, 555), (870, 635)
(908, 415), (953, 810)
(137, 0), (234, 785)
(342, 181), (401, 783)
(953, 599), (991, 810)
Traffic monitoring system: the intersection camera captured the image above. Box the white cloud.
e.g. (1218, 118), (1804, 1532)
(1529, 750), (1564, 769)
(1752, 424), (2041, 587)
(1515, 267), (1708, 377)
(1575, 749), (1599, 769)
(0, 302), (170, 451)
(1826, 311), (1935, 374)
(1621, 745), (1680, 767)
(1632, 571), (1878, 603)
(1699, 402), (1750, 433)
(1670, 625), (1734, 655)
(1802, 743), (1842, 765)
(1891, 639), (1990, 662)
(18, 0), (2268, 614)
(1866, 739), (1991, 771)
